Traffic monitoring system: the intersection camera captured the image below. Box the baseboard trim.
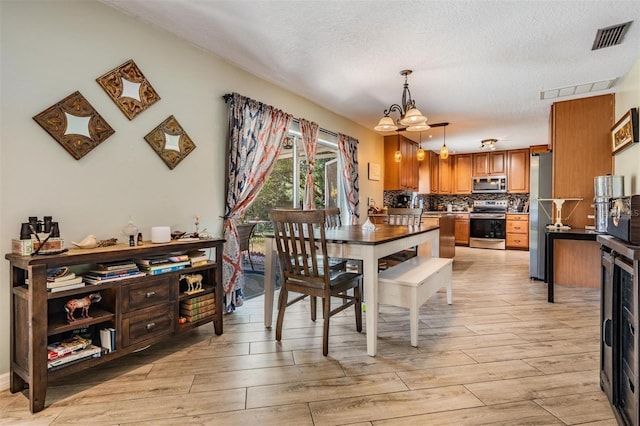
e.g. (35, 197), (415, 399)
(0, 372), (9, 391)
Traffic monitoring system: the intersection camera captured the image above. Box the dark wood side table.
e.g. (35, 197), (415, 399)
(545, 228), (599, 302)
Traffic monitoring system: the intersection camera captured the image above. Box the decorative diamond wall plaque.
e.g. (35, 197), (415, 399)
(33, 91), (115, 160)
(144, 115), (196, 169)
(96, 59), (160, 120)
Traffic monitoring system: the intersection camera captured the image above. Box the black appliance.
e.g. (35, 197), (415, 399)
(472, 176), (507, 193)
(599, 235), (639, 426)
(470, 200), (508, 250)
(395, 194), (412, 208)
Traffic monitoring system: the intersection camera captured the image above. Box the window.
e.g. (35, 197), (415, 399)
(245, 125), (341, 222)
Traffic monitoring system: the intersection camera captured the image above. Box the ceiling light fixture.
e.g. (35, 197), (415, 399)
(480, 138), (498, 150)
(394, 132), (402, 162)
(374, 70), (429, 132)
(416, 131), (426, 161)
(440, 124), (449, 160)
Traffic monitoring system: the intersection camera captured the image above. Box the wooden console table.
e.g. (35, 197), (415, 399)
(5, 238), (224, 413)
(545, 228), (599, 302)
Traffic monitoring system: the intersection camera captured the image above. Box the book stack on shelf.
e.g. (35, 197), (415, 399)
(180, 293), (215, 323)
(47, 335), (102, 371)
(188, 250), (209, 267)
(136, 254), (190, 275)
(83, 260), (145, 285)
(47, 267), (85, 293)
(99, 327), (116, 353)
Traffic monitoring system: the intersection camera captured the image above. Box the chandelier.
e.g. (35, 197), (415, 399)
(374, 70), (430, 132)
(480, 138), (498, 150)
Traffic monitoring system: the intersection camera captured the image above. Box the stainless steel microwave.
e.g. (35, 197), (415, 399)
(472, 176), (507, 193)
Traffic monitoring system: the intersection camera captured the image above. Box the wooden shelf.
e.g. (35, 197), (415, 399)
(47, 308), (115, 336)
(5, 238), (225, 413)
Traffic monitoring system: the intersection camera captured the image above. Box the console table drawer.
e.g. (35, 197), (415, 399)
(122, 276), (173, 313)
(122, 304), (175, 347)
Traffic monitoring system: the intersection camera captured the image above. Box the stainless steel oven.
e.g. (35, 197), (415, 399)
(469, 200), (508, 250)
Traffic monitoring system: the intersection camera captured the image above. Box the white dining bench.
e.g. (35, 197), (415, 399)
(378, 256), (453, 347)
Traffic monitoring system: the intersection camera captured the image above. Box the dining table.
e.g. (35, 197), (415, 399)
(262, 223), (440, 356)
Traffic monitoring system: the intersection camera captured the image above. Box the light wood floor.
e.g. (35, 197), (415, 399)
(1, 247), (616, 425)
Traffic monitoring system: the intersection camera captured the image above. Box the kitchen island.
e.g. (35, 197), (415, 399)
(422, 213), (455, 258)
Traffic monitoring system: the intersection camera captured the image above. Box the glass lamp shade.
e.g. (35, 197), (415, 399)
(440, 144), (449, 160)
(416, 147), (426, 161)
(374, 116), (398, 131)
(399, 108), (427, 126)
(406, 122), (431, 132)
(394, 150), (402, 162)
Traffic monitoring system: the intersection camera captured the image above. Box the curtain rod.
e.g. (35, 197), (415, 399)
(222, 93), (342, 139)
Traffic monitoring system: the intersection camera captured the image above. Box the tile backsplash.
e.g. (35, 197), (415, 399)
(383, 190), (529, 212)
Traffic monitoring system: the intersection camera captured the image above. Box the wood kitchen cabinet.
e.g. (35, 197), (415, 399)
(506, 214), (529, 250)
(454, 213), (470, 246)
(453, 154), (472, 194)
(551, 94), (614, 229)
(384, 134), (418, 191)
(507, 149), (530, 193)
(473, 151), (506, 176)
(438, 155), (452, 194)
(430, 151), (440, 193)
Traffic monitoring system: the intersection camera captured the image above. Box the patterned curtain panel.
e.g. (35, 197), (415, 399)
(223, 93), (293, 312)
(337, 133), (360, 225)
(300, 118), (319, 210)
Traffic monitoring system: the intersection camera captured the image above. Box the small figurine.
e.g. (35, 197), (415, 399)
(137, 232), (143, 246)
(180, 273), (204, 294)
(65, 293), (102, 322)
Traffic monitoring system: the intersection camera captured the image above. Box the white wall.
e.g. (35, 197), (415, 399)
(613, 59), (640, 194)
(0, 0), (384, 377)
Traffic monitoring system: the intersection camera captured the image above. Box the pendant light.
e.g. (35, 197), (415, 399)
(416, 131), (426, 161)
(439, 125), (449, 160)
(374, 70), (428, 132)
(394, 132), (402, 162)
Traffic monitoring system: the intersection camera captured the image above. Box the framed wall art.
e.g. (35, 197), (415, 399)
(144, 115), (196, 170)
(33, 91), (115, 160)
(368, 162), (381, 181)
(611, 107), (639, 155)
(96, 59), (160, 120)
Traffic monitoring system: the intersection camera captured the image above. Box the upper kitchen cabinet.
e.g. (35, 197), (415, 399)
(552, 94), (614, 229)
(453, 154), (473, 194)
(384, 134), (418, 191)
(507, 149), (530, 193)
(472, 151), (506, 176)
(438, 155), (453, 194)
(430, 152), (439, 193)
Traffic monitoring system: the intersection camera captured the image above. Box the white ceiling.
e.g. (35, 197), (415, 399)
(101, 0), (639, 154)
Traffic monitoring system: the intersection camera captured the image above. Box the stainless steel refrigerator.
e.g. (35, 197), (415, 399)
(529, 152), (552, 280)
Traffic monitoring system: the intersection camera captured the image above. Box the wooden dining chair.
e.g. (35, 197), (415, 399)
(380, 207), (424, 269)
(269, 209), (363, 356)
(387, 207), (423, 226)
(324, 207), (349, 272)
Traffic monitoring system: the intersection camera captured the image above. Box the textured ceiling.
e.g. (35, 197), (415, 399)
(101, 0), (639, 154)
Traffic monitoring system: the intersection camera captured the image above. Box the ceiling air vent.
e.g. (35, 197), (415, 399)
(592, 21), (633, 50)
